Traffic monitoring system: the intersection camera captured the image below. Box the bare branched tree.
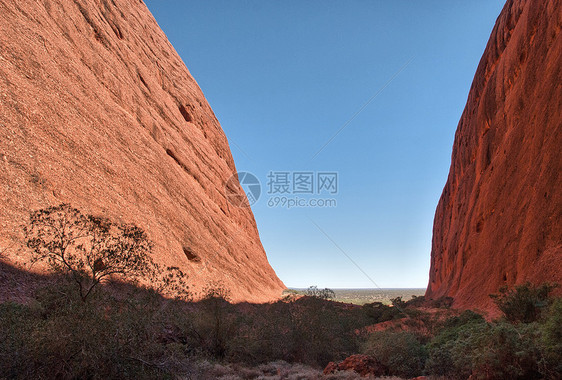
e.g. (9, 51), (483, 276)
(24, 204), (159, 301)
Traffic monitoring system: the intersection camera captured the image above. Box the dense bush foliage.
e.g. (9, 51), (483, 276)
(424, 284), (562, 380)
(226, 295), (369, 366)
(0, 282), (177, 379)
(426, 314), (542, 379)
(539, 298), (562, 379)
(360, 284), (562, 380)
(6, 206), (559, 378)
(362, 301), (403, 323)
(362, 331), (427, 378)
(0, 262), (560, 380)
(490, 282), (557, 323)
(0, 278), (372, 379)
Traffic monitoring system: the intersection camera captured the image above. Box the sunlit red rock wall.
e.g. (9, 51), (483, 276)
(426, 0), (562, 312)
(0, 0), (285, 302)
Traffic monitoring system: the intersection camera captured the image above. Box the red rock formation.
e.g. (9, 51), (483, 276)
(0, 0), (284, 302)
(323, 354), (388, 377)
(427, 0), (562, 312)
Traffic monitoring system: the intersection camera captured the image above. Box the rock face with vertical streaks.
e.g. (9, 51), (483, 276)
(426, 0), (561, 311)
(0, 0), (285, 302)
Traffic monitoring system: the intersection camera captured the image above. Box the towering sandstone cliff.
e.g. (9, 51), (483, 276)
(0, 0), (285, 302)
(427, 0), (562, 311)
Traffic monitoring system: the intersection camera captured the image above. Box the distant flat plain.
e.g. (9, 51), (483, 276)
(289, 288), (426, 305)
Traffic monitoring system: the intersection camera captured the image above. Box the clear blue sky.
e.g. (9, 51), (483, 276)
(144, 0), (506, 289)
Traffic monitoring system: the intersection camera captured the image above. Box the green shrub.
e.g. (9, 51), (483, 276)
(426, 313), (542, 379)
(470, 322), (541, 380)
(7, 270), (557, 379)
(224, 296), (368, 367)
(538, 298), (562, 379)
(0, 302), (38, 378)
(490, 282), (557, 323)
(362, 331), (427, 378)
(441, 309), (486, 330)
(283, 296), (362, 365)
(426, 311), (486, 378)
(0, 280), (186, 379)
(192, 284), (235, 359)
(362, 301), (402, 323)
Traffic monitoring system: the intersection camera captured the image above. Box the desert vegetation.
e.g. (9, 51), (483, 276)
(24, 204), (189, 301)
(285, 288), (426, 305)
(0, 206), (560, 379)
(1, 267), (559, 379)
(305, 285), (336, 300)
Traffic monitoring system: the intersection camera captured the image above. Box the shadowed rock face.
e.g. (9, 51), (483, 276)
(426, 0), (562, 312)
(0, 0), (284, 302)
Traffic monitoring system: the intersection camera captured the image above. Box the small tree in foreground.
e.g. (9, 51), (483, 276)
(25, 204), (159, 301)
